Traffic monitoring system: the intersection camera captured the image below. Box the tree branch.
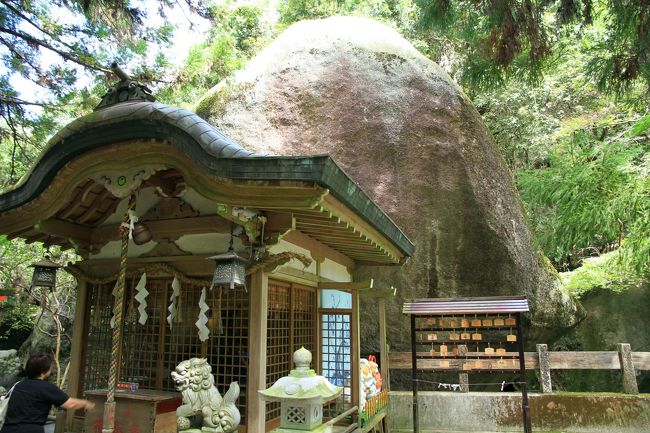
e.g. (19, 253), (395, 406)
(0, 25), (110, 73)
(0, 0), (80, 53)
(0, 94), (68, 110)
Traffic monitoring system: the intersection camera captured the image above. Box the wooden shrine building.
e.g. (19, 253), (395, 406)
(0, 70), (414, 433)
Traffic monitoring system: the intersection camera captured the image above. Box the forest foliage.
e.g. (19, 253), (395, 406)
(0, 0), (648, 354)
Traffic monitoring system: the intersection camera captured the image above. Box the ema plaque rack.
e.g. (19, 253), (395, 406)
(403, 296), (532, 433)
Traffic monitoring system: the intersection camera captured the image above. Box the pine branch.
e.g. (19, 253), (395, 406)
(0, 25), (110, 73)
(0, 94), (69, 110)
(0, 0), (80, 53)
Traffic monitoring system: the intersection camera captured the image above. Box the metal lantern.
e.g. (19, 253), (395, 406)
(29, 255), (62, 290)
(208, 244), (248, 291)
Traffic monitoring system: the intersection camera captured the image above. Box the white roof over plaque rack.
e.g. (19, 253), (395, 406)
(402, 296), (529, 315)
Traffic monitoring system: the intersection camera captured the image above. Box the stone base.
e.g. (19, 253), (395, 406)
(270, 424), (333, 433)
(389, 391), (650, 433)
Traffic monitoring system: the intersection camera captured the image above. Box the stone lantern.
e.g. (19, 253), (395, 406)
(259, 347), (342, 433)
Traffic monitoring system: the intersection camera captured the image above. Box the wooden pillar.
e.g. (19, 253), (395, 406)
(458, 345), (469, 392)
(537, 344), (552, 393)
(410, 314), (418, 433)
(378, 298), (390, 390)
(516, 312), (532, 433)
(248, 269), (269, 433)
(618, 343), (638, 394)
(351, 290), (361, 428)
(63, 276), (89, 432)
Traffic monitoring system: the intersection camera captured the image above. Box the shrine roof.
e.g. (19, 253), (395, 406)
(0, 100), (414, 263)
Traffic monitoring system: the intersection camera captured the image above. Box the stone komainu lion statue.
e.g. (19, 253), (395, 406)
(171, 358), (241, 433)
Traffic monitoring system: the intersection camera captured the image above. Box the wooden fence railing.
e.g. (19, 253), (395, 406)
(389, 343), (650, 394)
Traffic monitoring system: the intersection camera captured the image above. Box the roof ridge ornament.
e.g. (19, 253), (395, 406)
(95, 62), (156, 110)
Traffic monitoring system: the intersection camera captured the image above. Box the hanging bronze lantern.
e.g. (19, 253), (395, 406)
(208, 235), (248, 291)
(29, 255), (62, 291)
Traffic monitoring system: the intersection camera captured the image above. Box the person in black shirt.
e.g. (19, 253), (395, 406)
(1, 354), (95, 433)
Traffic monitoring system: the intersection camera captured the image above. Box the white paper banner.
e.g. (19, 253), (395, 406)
(109, 280), (119, 329)
(166, 276), (181, 329)
(134, 272), (149, 325)
(196, 287), (210, 342)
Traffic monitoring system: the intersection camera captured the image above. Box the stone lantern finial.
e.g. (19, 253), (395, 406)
(294, 347), (312, 370)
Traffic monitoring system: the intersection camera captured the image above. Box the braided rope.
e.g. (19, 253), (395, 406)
(103, 195), (135, 433)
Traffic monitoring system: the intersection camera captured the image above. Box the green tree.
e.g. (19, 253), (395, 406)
(517, 121), (649, 276)
(157, 4), (270, 108)
(415, 0), (650, 93)
(0, 0), (211, 187)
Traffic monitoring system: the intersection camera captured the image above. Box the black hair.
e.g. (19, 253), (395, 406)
(25, 354), (52, 379)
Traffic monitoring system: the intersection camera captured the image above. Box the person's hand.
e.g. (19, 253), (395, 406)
(84, 400), (95, 411)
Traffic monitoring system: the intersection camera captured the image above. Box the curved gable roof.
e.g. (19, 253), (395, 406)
(0, 101), (414, 260)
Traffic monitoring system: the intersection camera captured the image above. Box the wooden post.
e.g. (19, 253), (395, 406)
(64, 276), (89, 432)
(617, 343), (638, 394)
(537, 343), (553, 393)
(458, 345), (469, 392)
(351, 290), (361, 429)
(410, 314), (418, 433)
(516, 313), (532, 433)
(248, 269), (269, 433)
(378, 298), (390, 433)
(378, 298), (390, 390)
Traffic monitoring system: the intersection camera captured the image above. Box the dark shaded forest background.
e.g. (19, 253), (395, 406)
(0, 0), (648, 390)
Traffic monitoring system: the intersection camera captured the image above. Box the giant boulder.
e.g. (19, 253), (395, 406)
(196, 16), (577, 350)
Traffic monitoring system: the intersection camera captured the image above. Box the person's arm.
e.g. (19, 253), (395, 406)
(60, 397), (95, 411)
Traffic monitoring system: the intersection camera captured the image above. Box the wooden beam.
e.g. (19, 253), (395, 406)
(35, 218), (92, 244)
(247, 269), (268, 433)
(92, 215), (232, 244)
(271, 266), (321, 285)
(264, 211), (295, 243)
(80, 255), (214, 279)
(358, 287), (396, 299)
(35, 215), (233, 249)
(389, 351), (540, 371)
(389, 350), (650, 371)
(282, 230), (355, 269)
(317, 280), (373, 291)
(77, 188), (112, 224)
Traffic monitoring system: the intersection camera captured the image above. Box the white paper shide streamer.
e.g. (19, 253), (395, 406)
(126, 209), (138, 240)
(167, 276), (181, 329)
(109, 280), (119, 329)
(195, 287), (210, 342)
(134, 272), (149, 325)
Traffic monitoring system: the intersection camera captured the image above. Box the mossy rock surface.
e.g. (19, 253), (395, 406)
(196, 16), (578, 351)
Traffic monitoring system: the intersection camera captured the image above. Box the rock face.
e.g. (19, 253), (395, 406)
(196, 16), (577, 350)
(0, 349), (20, 387)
